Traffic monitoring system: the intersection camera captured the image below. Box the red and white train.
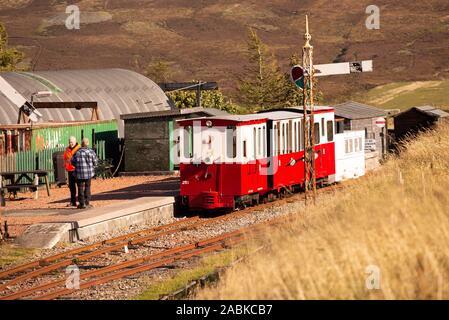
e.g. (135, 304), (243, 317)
(175, 107), (365, 210)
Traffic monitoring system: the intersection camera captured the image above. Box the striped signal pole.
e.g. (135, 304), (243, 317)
(302, 15), (317, 204)
(292, 17), (374, 205)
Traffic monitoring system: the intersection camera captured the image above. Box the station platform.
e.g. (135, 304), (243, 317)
(16, 196), (176, 249)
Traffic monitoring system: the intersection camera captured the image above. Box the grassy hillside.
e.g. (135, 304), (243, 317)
(198, 123), (449, 299)
(1, 0), (448, 101)
(355, 80), (449, 111)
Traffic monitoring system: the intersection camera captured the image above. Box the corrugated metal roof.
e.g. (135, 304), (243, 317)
(414, 106), (449, 118)
(120, 107), (228, 120)
(333, 101), (386, 120)
(0, 69), (173, 136)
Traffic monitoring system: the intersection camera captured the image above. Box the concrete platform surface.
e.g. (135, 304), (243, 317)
(16, 196), (175, 249)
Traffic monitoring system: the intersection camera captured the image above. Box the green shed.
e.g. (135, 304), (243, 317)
(120, 108), (228, 174)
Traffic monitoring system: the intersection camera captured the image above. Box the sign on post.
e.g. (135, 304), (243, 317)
(365, 139), (377, 151)
(314, 60), (373, 77)
(290, 65), (305, 89)
(375, 117), (386, 128)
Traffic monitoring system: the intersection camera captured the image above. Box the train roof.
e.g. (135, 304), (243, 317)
(177, 106), (334, 126)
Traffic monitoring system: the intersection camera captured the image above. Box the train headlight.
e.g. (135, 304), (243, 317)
(206, 120), (213, 128)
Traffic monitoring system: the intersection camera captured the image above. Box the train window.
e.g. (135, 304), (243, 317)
(359, 138), (363, 151)
(183, 126), (193, 158)
(345, 140), (349, 153)
(282, 123), (285, 154)
(314, 123), (320, 144)
(226, 126), (236, 159)
(349, 139), (353, 153)
(327, 120), (334, 142)
(243, 140), (247, 158)
(354, 138), (359, 152)
(275, 124), (281, 155)
(253, 128), (257, 159)
(335, 120), (344, 134)
(273, 124), (277, 156)
(299, 121), (303, 150)
(284, 123), (287, 154)
(287, 122), (292, 153)
(292, 122), (298, 152)
(321, 118), (325, 136)
(262, 126), (267, 157)
(258, 127), (262, 156)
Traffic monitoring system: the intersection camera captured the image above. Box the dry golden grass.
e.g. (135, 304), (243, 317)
(198, 123), (449, 300)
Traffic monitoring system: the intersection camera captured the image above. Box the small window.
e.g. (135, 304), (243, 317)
(327, 120), (334, 142)
(253, 128), (257, 159)
(321, 118), (325, 136)
(314, 123), (320, 144)
(345, 140), (349, 153)
(355, 138), (359, 152)
(243, 140), (247, 158)
(226, 126), (236, 159)
(282, 123), (286, 154)
(336, 121), (344, 134)
(349, 139), (353, 153)
(287, 122), (292, 153)
(359, 138), (363, 152)
(275, 125), (281, 155)
(299, 121), (303, 150)
(183, 126), (193, 158)
(273, 124), (278, 156)
(262, 126), (267, 157)
(294, 122), (298, 152)
(258, 127), (262, 156)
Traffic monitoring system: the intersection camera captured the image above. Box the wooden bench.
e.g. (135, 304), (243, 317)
(0, 170), (51, 206)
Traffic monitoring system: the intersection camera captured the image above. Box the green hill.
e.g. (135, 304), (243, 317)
(356, 80), (449, 111)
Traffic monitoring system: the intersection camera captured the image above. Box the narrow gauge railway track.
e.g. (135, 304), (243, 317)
(3, 219), (281, 300)
(0, 206), (265, 299)
(0, 182), (344, 300)
(0, 217), (201, 281)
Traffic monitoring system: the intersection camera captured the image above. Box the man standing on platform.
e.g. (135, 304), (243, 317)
(71, 138), (98, 209)
(64, 136), (80, 207)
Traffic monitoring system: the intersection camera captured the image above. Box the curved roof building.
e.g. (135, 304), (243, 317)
(0, 68), (173, 136)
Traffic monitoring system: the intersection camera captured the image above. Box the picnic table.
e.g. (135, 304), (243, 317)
(0, 170), (51, 207)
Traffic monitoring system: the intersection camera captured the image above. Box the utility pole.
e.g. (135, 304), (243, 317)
(302, 15), (316, 204)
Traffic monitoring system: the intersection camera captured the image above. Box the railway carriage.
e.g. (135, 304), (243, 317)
(176, 107), (343, 210)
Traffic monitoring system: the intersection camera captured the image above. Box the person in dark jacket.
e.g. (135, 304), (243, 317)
(71, 138), (98, 209)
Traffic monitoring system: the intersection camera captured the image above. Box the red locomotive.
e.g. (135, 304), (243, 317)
(176, 107), (365, 210)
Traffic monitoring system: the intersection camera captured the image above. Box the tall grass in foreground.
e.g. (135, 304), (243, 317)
(198, 123), (449, 300)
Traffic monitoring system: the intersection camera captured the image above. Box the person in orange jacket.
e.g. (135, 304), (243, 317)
(64, 136), (80, 207)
